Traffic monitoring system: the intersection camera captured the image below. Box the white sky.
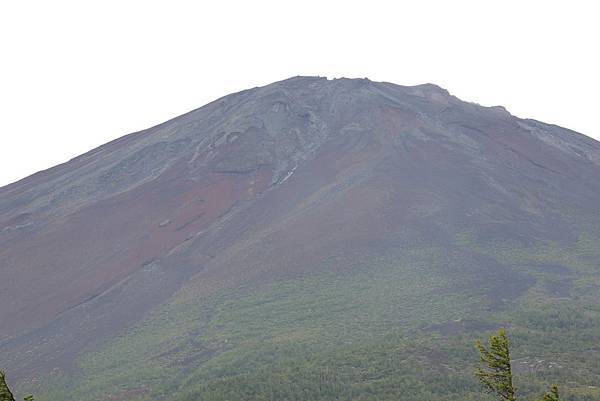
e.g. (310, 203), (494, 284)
(1, 0), (598, 187)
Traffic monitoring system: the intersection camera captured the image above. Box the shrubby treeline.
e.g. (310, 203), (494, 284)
(1, 330), (566, 401)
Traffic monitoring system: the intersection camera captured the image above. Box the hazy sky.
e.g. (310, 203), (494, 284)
(1, 0), (598, 187)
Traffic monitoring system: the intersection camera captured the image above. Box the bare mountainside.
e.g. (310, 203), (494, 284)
(2, 77), (600, 401)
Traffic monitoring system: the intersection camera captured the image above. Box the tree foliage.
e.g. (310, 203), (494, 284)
(0, 371), (16, 401)
(536, 385), (561, 401)
(0, 371), (32, 401)
(476, 330), (563, 401)
(475, 328), (516, 401)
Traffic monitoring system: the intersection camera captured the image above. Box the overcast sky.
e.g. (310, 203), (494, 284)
(1, 0), (598, 187)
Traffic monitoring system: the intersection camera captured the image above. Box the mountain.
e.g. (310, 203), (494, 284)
(2, 77), (600, 401)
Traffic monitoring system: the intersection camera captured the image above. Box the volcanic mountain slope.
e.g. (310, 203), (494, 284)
(2, 77), (600, 401)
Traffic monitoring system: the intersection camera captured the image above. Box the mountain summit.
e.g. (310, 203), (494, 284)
(2, 77), (600, 401)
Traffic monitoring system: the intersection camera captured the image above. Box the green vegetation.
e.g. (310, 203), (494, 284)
(475, 329), (516, 401)
(475, 330), (562, 401)
(0, 371), (16, 401)
(15, 221), (600, 401)
(0, 371), (32, 401)
(0, 331), (573, 401)
(475, 329), (560, 401)
(537, 386), (561, 401)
